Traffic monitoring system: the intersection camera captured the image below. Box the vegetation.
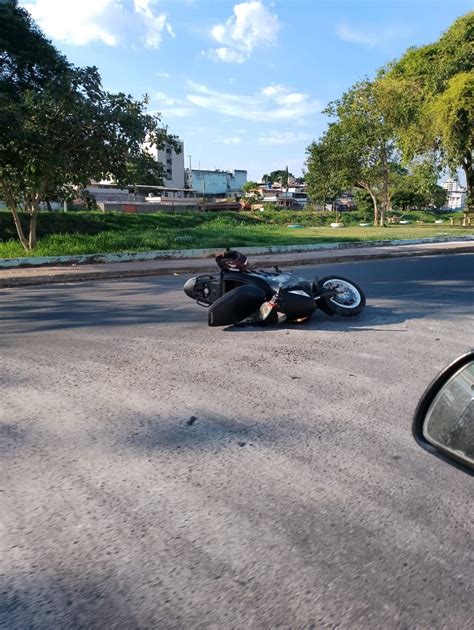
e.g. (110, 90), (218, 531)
(381, 13), (474, 209)
(0, 4), (471, 257)
(242, 181), (260, 193)
(0, 209), (470, 258)
(261, 170), (295, 187)
(306, 11), (473, 221)
(0, 0), (178, 251)
(307, 79), (400, 225)
(125, 152), (166, 188)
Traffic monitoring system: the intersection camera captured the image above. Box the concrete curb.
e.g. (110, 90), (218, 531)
(1, 243), (473, 289)
(1, 235), (473, 269)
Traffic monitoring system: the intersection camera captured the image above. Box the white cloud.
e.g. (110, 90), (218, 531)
(23, 0), (123, 46)
(151, 90), (195, 117)
(133, 0), (174, 49)
(154, 91), (176, 106)
(158, 107), (194, 118)
(208, 47), (247, 64)
(261, 84), (285, 97)
(187, 82), (320, 122)
(22, 0), (175, 49)
(257, 131), (312, 146)
(220, 136), (244, 145)
(206, 1), (280, 63)
(336, 23), (412, 48)
(155, 71), (172, 79)
(162, 109), (193, 118)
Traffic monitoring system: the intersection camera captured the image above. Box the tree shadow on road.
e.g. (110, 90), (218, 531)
(0, 279), (201, 334)
(1, 270), (472, 335)
(224, 276), (474, 334)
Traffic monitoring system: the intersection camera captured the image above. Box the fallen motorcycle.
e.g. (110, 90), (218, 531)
(183, 250), (366, 327)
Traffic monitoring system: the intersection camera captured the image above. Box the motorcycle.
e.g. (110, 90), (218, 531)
(183, 250), (366, 327)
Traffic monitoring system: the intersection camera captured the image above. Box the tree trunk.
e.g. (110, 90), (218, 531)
(5, 193), (30, 252)
(379, 202), (385, 227)
(463, 151), (473, 211)
(28, 211), (37, 250)
(359, 183), (379, 225)
(380, 153), (389, 227)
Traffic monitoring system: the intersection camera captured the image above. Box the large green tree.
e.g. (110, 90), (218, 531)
(0, 1), (177, 251)
(391, 160), (447, 211)
(242, 180), (260, 193)
(307, 80), (400, 225)
(125, 152), (166, 188)
(263, 169), (294, 187)
(305, 126), (347, 209)
(381, 12), (474, 208)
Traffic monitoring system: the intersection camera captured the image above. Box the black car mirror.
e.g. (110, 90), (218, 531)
(413, 351), (474, 475)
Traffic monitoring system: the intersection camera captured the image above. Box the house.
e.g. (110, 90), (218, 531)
(442, 179), (467, 210)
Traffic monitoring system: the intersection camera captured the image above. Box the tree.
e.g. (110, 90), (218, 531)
(353, 189), (375, 217)
(242, 180), (260, 193)
(125, 152), (166, 187)
(0, 1), (178, 250)
(265, 169), (294, 187)
(389, 158), (447, 211)
(429, 72), (474, 206)
(241, 180), (262, 207)
(381, 12), (474, 208)
(0, 0), (69, 92)
(307, 80), (400, 225)
(305, 128), (346, 209)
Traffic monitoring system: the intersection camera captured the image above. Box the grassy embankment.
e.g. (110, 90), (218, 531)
(0, 208), (471, 258)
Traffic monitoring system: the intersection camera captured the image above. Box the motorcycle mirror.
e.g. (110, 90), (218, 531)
(413, 351), (474, 475)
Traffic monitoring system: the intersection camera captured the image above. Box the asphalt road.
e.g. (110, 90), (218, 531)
(1, 254), (473, 629)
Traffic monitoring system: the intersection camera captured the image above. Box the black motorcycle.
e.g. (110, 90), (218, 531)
(183, 250), (366, 327)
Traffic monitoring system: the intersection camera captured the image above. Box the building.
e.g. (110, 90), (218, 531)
(442, 179), (467, 209)
(148, 140), (185, 189)
(185, 169), (247, 198)
(89, 135), (247, 202)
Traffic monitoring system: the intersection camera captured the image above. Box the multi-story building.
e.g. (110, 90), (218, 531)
(442, 179), (467, 209)
(89, 136), (247, 203)
(185, 169), (247, 198)
(149, 140), (185, 189)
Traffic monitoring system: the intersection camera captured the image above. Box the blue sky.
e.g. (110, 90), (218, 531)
(22, 0), (473, 180)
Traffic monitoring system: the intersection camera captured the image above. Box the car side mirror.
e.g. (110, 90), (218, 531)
(413, 351), (473, 475)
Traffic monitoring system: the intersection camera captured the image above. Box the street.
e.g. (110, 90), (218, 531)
(1, 254), (473, 629)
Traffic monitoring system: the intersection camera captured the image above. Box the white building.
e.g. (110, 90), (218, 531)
(442, 179), (467, 209)
(149, 140), (185, 189)
(185, 169), (247, 198)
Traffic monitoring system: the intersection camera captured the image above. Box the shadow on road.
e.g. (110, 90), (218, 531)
(0, 573), (139, 630)
(0, 281), (201, 334)
(1, 263), (472, 335)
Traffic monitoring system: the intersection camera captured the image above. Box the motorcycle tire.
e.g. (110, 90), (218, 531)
(318, 276), (366, 317)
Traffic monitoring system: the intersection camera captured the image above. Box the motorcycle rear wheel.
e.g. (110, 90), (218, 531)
(318, 276), (365, 317)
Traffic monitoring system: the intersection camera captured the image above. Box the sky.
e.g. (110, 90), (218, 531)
(21, 0), (473, 181)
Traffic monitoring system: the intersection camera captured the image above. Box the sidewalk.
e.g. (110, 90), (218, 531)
(1, 239), (473, 288)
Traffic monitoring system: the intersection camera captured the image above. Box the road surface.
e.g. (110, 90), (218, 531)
(1, 254), (473, 629)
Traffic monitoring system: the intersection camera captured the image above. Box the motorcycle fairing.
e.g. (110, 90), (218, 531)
(208, 285), (267, 327)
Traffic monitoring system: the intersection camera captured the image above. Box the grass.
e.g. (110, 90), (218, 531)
(0, 209), (472, 258)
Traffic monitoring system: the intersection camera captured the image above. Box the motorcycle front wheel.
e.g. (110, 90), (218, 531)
(317, 276), (366, 317)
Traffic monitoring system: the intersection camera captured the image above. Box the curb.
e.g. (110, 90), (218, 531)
(1, 244), (473, 289)
(1, 235), (473, 269)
